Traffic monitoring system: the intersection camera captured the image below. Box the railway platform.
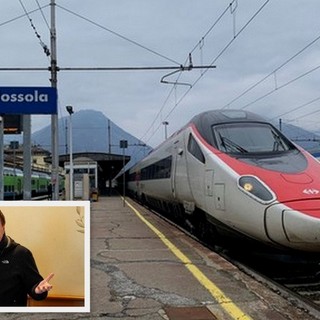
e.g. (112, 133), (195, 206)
(90, 196), (318, 320)
(0, 196), (319, 320)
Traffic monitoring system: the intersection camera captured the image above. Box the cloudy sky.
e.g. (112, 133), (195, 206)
(1, 1), (320, 147)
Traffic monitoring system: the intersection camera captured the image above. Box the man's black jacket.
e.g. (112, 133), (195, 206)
(0, 235), (47, 306)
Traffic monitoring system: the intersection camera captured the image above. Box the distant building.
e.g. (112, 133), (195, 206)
(4, 142), (54, 173)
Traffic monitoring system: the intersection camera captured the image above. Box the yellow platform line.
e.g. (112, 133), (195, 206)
(125, 199), (252, 320)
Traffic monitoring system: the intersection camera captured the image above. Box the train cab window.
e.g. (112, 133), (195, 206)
(188, 134), (205, 163)
(213, 122), (294, 155)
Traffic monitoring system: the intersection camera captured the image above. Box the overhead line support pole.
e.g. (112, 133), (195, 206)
(50, 0), (59, 200)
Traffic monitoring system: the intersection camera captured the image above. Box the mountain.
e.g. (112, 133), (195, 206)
(271, 121), (320, 154)
(31, 109), (153, 167)
(6, 110), (320, 168)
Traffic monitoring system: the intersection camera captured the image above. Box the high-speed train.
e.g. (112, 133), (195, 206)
(125, 109), (320, 253)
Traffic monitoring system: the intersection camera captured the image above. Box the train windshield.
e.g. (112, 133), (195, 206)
(213, 122), (295, 154)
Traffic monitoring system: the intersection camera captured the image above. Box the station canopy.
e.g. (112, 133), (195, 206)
(57, 152), (130, 194)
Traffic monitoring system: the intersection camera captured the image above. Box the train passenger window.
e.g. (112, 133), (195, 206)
(188, 134), (205, 163)
(140, 156), (172, 180)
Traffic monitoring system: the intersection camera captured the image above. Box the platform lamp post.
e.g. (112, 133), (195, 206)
(120, 139), (128, 206)
(162, 121), (169, 140)
(66, 105), (74, 200)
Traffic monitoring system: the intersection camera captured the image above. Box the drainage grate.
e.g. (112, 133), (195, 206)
(164, 306), (218, 320)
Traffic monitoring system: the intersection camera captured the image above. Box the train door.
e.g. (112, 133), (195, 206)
(171, 141), (178, 199)
(185, 133), (206, 210)
(171, 135), (193, 203)
(204, 169), (225, 211)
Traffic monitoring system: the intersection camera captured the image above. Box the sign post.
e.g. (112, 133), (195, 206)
(120, 140), (128, 206)
(23, 115), (32, 200)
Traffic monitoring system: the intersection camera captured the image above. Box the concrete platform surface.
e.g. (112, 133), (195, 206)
(0, 196), (319, 319)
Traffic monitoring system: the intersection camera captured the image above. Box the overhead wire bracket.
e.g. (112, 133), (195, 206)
(160, 53), (215, 87)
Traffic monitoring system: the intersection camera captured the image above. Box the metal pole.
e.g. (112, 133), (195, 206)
(162, 121), (169, 140)
(122, 146), (125, 206)
(108, 119), (111, 154)
(13, 145), (16, 200)
(69, 112), (73, 200)
(108, 119), (112, 195)
(120, 140), (128, 206)
(65, 119), (68, 154)
(23, 115), (32, 200)
(50, 0), (59, 200)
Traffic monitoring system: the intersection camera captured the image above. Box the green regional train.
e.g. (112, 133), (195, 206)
(3, 166), (63, 199)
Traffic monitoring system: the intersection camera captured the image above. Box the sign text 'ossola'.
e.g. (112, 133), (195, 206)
(0, 87), (57, 114)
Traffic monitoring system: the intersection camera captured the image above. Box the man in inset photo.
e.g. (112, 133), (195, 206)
(0, 209), (54, 306)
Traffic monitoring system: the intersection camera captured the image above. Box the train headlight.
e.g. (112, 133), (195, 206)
(238, 176), (275, 204)
(243, 182), (253, 192)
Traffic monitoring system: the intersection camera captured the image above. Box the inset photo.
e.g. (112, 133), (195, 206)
(0, 201), (90, 313)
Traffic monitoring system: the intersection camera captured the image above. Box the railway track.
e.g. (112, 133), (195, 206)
(285, 278), (320, 305)
(271, 268), (320, 309)
(129, 198), (320, 319)
(223, 250), (320, 319)
(228, 248), (320, 313)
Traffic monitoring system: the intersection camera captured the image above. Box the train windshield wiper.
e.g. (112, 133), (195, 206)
(220, 135), (248, 153)
(271, 130), (286, 151)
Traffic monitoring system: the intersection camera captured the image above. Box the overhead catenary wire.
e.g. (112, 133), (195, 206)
(149, 0), (320, 145)
(237, 63), (320, 111)
(18, 0), (50, 56)
(1, 4), (183, 69)
(154, 1), (320, 144)
(0, 65), (215, 72)
(290, 108), (320, 122)
(4, 2), (318, 154)
(141, 0), (271, 146)
(271, 95), (320, 121)
(128, 0), (272, 166)
(2, 1), (215, 154)
(56, 4), (181, 66)
(5, 0), (265, 151)
(270, 94), (320, 132)
(220, 32), (320, 110)
(0, 5), (50, 27)
(138, 0), (238, 145)
(34, 0), (50, 31)
(189, 0), (237, 57)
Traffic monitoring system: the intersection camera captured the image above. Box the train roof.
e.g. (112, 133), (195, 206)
(190, 110), (267, 142)
(190, 109), (269, 146)
(190, 109), (266, 127)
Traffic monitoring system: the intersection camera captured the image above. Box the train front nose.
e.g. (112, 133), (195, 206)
(265, 200), (320, 252)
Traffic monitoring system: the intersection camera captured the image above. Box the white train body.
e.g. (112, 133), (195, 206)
(127, 110), (320, 252)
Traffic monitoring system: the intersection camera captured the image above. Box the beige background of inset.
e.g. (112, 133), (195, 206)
(4, 205), (85, 297)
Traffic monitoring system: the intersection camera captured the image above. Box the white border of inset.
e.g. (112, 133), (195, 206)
(0, 201), (90, 313)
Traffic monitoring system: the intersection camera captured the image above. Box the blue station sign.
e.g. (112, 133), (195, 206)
(0, 86), (57, 114)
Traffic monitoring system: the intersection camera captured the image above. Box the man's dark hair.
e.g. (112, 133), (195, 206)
(0, 210), (5, 226)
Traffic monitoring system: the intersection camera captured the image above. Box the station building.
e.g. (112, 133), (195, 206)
(58, 152), (130, 198)
(4, 142), (130, 199)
